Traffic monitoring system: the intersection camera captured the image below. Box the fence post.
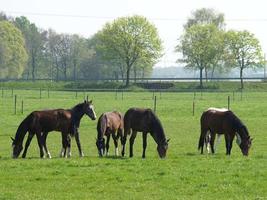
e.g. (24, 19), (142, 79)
(48, 88), (50, 98)
(39, 88), (42, 99)
(193, 101), (195, 116)
(228, 96), (230, 110)
(75, 90), (78, 99)
(14, 95), (17, 115)
(11, 88), (13, 98)
(121, 90), (124, 100)
(86, 95), (88, 102)
(193, 91), (196, 100)
(153, 96), (157, 113)
(21, 100), (23, 114)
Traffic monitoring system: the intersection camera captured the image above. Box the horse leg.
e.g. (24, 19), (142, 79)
(209, 132), (216, 154)
(66, 134), (71, 158)
(75, 129), (84, 157)
(224, 134), (231, 155)
(22, 132), (34, 158)
(106, 134), (110, 156)
(226, 133), (235, 155)
(142, 132), (148, 158)
(112, 132), (119, 156)
(129, 131), (137, 158)
(36, 132), (45, 158)
(59, 133), (67, 158)
(42, 132), (51, 158)
(121, 128), (130, 157)
(199, 127), (207, 154)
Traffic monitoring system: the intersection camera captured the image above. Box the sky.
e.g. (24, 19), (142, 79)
(1, 0), (267, 68)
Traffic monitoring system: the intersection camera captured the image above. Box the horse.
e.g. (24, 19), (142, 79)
(11, 100), (97, 158)
(198, 107), (252, 156)
(121, 108), (169, 158)
(96, 111), (123, 157)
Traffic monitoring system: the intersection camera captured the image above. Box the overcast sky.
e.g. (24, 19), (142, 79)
(1, 0), (267, 67)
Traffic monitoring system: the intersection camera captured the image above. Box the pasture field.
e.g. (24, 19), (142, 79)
(0, 89), (267, 200)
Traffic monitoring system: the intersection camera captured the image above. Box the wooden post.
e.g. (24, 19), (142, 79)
(39, 88), (42, 99)
(228, 96), (230, 110)
(48, 88), (50, 98)
(193, 101), (195, 116)
(21, 100), (24, 114)
(241, 89), (243, 101)
(193, 92), (196, 100)
(14, 95), (17, 115)
(75, 90), (78, 99)
(154, 95), (157, 113)
(11, 88), (13, 98)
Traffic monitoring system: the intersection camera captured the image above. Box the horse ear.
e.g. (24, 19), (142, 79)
(10, 137), (15, 142)
(89, 100), (92, 104)
(250, 137), (254, 141)
(167, 138), (170, 143)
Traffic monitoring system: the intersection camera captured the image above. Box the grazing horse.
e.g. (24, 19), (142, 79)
(121, 108), (169, 158)
(11, 100), (97, 158)
(198, 107), (252, 156)
(96, 111), (123, 157)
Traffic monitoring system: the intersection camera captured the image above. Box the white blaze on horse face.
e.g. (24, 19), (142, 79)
(89, 105), (97, 118)
(236, 133), (242, 145)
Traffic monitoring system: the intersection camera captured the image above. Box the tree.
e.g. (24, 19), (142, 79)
(225, 30), (264, 89)
(0, 21), (28, 78)
(14, 16), (44, 80)
(96, 15), (162, 87)
(184, 8), (225, 30)
(176, 24), (224, 88)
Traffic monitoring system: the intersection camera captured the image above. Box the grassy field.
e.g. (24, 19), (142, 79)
(0, 88), (267, 199)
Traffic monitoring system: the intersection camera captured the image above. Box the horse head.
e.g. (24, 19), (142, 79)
(11, 137), (23, 158)
(96, 138), (105, 157)
(157, 139), (170, 158)
(238, 135), (253, 156)
(83, 100), (97, 120)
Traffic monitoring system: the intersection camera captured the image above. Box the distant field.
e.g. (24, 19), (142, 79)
(0, 89), (267, 199)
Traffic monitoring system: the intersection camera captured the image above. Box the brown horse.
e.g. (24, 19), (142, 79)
(96, 111), (123, 157)
(121, 108), (169, 158)
(198, 108), (252, 156)
(11, 100), (96, 158)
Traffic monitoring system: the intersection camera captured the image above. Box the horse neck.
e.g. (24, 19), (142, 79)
(71, 107), (85, 125)
(237, 126), (249, 140)
(14, 116), (30, 145)
(151, 118), (166, 145)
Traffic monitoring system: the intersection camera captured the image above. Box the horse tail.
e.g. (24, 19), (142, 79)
(13, 112), (34, 144)
(198, 112), (207, 151)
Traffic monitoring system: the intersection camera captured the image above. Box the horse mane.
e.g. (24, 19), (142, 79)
(228, 111), (249, 136)
(13, 113), (33, 145)
(149, 110), (166, 144)
(71, 102), (84, 112)
(97, 113), (105, 140)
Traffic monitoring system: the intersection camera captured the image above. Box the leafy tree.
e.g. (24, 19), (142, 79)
(176, 24), (224, 88)
(225, 30), (264, 89)
(14, 16), (45, 80)
(184, 8), (225, 30)
(0, 21), (28, 78)
(96, 15), (162, 87)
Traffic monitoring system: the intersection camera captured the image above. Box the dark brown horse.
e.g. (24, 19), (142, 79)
(121, 108), (169, 158)
(11, 100), (96, 158)
(198, 108), (252, 156)
(96, 111), (123, 157)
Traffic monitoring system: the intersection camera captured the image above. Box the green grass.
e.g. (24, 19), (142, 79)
(0, 89), (267, 199)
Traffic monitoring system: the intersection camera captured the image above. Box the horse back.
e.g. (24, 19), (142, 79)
(201, 109), (237, 133)
(100, 111), (123, 134)
(31, 109), (72, 132)
(124, 108), (153, 132)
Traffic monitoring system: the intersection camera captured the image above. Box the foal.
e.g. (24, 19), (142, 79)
(96, 111), (123, 157)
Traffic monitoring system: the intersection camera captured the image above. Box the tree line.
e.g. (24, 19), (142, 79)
(0, 9), (265, 88)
